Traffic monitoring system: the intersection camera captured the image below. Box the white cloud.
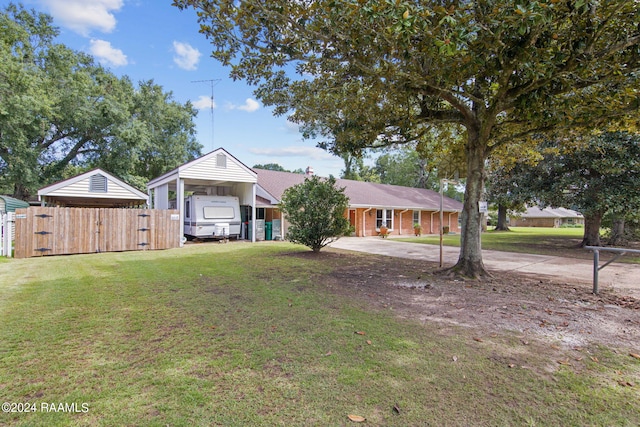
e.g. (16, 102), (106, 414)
(172, 41), (201, 71)
(89, 39), (127, 67)
(38, 0), (123, 36)
(249, 146), (334, 160)
(226, 98), (260, 113)
(193, 95), (216, 110)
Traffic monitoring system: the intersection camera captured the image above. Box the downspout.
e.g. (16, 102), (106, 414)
(399, 209), (409, 235)
(363, 207), (373, 237)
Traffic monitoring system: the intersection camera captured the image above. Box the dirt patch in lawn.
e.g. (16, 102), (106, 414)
(291, 250), (640, 354)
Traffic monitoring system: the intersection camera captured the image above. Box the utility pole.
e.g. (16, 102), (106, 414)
(191, 79), (221, 151)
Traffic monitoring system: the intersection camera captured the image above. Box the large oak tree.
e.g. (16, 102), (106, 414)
(174, 0), (640, 277)
(1, 4), (201, 198)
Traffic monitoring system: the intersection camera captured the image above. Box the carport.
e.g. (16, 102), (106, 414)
(146, 148), (258, 243)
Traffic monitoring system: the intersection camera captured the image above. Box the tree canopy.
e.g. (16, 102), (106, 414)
(174, 0), (640, 277)
(506, 131), (640, 247)
(0, 4), (202, 199)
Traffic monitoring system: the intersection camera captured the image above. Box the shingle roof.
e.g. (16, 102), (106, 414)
(521, 206), (583, 218)
(255, 169), (463, 212)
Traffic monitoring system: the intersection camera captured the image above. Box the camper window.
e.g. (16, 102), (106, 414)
(203, 206), (234, 219)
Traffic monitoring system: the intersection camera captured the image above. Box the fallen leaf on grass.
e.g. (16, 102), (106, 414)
(452, 355), (458, 362)
(618, 380), (634, 387)
(348, 414), (366, 422)
(508, 364), (516, 368)
(473, 337), (483, 342)
(557, 359), (571, 366)
(366, 340), (372, 345)
(393, 404), (401, 414)
(355, 331), (366, 335)
(590, 356), (599, 363)
(324, 351), (332, 357)
(630, 353), (640, 360)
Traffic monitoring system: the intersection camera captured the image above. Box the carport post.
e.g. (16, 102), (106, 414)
(592, 248), (599, 295)
(177, 178), (185, 247)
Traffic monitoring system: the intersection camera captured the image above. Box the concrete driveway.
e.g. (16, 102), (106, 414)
(329, 237), (640, 296)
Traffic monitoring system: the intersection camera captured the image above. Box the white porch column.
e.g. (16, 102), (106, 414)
(177, 177), (185, 247)
(251, 183), (257, 242)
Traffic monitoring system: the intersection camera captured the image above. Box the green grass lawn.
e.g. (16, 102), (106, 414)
(398, 227), (640, 263)
(1, 243), (638, 426)
(400, 226), (584, 251)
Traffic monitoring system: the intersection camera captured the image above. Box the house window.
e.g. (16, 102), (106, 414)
(89, 174), (107, 193)
(376, 209), (393, 229)
(413, 210), (420, 224)
(217, 153), (227, 168)
(256, 208), (265, 220)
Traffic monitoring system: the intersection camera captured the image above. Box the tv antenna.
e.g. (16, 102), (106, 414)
(192, 79), (221, 151)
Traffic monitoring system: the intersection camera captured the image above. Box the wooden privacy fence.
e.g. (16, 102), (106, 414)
(14, 207), (181, 258)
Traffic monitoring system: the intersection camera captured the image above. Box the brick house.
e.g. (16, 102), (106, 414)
(256, 168), (462, 239)
(509, 206), (584, 228)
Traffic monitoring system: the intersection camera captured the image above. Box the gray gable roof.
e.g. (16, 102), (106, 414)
(255, 169), (463, 212)
(521, 206), (583, 219)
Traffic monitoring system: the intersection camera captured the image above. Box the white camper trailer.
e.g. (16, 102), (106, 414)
(184, 195), (242, 240)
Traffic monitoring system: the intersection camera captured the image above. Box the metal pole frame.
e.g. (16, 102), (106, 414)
(585, 246), (640, 295)
(439, 179), (444, 268)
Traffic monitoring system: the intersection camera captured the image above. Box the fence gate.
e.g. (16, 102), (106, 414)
(13, 207), (181, 258)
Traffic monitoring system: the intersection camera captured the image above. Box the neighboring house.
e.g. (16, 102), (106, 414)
(38, 169), (148, 208)
(509, 206), (584, 228)
(0, 195), (30, 214)
(1, 196), (30, 252)
(256, 168), (463, 239)
(147, 147), (463, 242)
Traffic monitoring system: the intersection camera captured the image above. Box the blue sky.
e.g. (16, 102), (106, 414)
(6, 0), (347, 176)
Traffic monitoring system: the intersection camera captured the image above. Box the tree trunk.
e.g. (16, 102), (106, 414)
(449, 131), (489, 278)
(580, 212), (603, 247)
(608, 217), (625, 246)
(12, 183), (31, 201)
(494, 204), (510, 231)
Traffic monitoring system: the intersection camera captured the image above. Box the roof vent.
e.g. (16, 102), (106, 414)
(305, 166), (314, 176)
(89, 174), (107, 193)
(217, 153), (227, 168)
